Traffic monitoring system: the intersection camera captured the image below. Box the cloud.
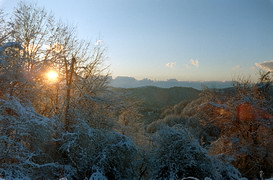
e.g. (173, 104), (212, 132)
(166, 62), (176, 68)
(190, 59), (199, 67)
(186, 59), (199, 69)
(255, 60), (273, 72)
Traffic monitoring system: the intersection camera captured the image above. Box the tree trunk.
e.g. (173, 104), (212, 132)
(64, 56), (76, 131)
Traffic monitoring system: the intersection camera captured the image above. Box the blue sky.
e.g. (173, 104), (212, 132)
(1, 0), (273, 81)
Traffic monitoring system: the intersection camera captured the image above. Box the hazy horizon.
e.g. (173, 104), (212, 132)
(110, 75), (234, 82)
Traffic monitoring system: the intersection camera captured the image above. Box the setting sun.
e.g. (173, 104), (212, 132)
(46, 70), (58, 82)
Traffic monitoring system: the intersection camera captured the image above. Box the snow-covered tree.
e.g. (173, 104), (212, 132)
(1, 2), (110, 129)
(0, 97), (74, 179)
(150, 126), (241, 180)
(60, 118), (139, 179)
(0, 41), (39, 101)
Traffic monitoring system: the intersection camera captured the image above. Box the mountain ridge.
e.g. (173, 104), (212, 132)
(109, 76), (233, 90)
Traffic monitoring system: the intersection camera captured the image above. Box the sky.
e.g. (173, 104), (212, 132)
(1, 0), (273, 81)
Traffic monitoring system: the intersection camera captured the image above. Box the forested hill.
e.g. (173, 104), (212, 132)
(111, 86), (200, 109)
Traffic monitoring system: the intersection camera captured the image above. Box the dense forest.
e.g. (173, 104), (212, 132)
(0, 3), (272, 180)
